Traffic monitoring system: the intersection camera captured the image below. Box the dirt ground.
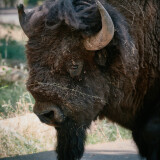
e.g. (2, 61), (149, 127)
(0, 140), (140, 160)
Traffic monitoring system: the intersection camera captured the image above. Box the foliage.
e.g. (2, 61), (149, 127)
(0, 37), (26, 61)
(25, 0), (44, 5)
(28, 0), (39, 5)
(24, 0), (29, 5)
(0, 23), (27, 65)
(0, 0), (44, 7)
(87, 120), (132, 144)
(1, 0), (17, 7)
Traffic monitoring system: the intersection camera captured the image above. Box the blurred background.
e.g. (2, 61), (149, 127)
(0, 0), (44, 8)
(0, 0), (131, 158)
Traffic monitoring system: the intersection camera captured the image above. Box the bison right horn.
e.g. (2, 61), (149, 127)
(83, 1), (114, 51)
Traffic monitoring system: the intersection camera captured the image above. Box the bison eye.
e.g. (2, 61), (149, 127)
(71, 65), (78, 69)
(67, 60), (84, 78)
(94, 50), (107, 67)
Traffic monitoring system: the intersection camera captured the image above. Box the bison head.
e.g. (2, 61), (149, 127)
(17, 0), (138, 159)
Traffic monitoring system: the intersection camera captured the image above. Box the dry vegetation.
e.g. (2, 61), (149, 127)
(0, 23), (131, 158)
(0, 24), (27, 42)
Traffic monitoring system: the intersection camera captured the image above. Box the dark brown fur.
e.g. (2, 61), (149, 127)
(19, 0), (160, 159)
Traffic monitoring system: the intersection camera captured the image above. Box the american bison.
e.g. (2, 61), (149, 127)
(17, 0), (160, 159)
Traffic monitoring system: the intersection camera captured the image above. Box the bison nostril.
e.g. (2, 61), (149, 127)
(38, 115), (50, 124)
(34, 104), (65, 125)
(37, 111), (54, 124)
(43, 111), (54, 120)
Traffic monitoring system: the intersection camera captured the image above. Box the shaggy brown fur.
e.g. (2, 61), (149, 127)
(17, 0), (160, 159)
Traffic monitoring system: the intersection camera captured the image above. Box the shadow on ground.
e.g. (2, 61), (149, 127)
(0, 150), (140, 160)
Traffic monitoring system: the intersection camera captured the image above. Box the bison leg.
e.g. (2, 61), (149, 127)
(132, 109), (160, 160)
(55, 118), (89, 160)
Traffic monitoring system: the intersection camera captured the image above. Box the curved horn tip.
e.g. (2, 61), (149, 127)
(17, 4), (24, 13)
(96, 1), (107, 16)
(95, 0), (102, 8)
(83, 0), (114, 51)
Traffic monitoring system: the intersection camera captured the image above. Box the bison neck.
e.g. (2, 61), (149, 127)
(107, 0), (159, 68)
(99, 0), (160, 130)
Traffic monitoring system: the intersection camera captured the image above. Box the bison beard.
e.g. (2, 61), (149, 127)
(56, 118), (89, 160)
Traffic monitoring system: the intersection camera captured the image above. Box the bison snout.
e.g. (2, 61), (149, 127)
(34, 103), (65, 126)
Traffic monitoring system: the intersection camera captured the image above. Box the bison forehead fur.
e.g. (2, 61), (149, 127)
(18, 0), (160, 160)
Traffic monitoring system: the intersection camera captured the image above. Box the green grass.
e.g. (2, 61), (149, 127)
(0, 82), (34, 119)
(0, 37), (26, 61)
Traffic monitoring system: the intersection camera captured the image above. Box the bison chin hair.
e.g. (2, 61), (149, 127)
(55, 118), (89, 160)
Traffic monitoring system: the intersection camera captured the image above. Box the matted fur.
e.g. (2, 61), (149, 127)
(45, 0), (101, 35)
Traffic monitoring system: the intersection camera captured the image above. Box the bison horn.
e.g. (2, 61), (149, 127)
(83, 1), (114, 51)
(17, 4), (29, 37)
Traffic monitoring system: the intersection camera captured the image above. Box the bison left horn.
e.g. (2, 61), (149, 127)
(84, 1), (114, 51)
(17, 4), (29, 37)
